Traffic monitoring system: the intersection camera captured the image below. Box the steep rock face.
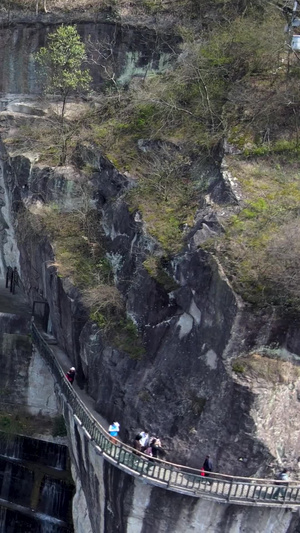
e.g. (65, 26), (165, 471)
(2, 138), (300, 479)
(3, 135), (300, 529)
(0, 16), (178, 95)
(232, 357), (300, 475)
(0, 140), (271, 475)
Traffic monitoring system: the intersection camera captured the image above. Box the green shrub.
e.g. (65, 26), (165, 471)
(232, 361), (245, 374)
(143, 256), (179, 291)
(113, 318), (145, 359)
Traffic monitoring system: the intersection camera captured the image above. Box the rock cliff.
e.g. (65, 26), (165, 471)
(1, 134), (300, 481)
(1, 7), (300, 532)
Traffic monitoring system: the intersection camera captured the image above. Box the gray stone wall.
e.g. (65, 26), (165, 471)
(0, 17), (177, 95)
(2, 139), (300, 476)
(2, 134), (300, 530)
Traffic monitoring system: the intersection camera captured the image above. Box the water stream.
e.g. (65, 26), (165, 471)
(0, 434), (73, 531)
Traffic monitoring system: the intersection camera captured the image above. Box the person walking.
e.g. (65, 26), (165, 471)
(140, 430), (150, 451)
(133, 434), (142, 455)
(108, 422), (120, 444)
(203, 455), (213, 484)
(150, 438), (160, 460)
(273, 469), (289, 499)
(66, 367), (76, 385)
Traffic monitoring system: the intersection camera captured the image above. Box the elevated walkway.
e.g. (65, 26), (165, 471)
(0, 275), (298, 509)
(31, 323), (300, 508)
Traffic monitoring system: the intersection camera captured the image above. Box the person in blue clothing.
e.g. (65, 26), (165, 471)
(108, 422), (120, 444)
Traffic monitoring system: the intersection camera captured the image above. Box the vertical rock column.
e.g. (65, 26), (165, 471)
(0, 139), (20, 276)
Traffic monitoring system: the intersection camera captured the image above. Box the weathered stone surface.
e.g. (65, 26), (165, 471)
(0, 18), (178, 95)
(3, 140), (300, 477)
(3, 130), (300, 530)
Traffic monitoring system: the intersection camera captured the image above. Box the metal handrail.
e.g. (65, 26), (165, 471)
(31, 322), (300, 505)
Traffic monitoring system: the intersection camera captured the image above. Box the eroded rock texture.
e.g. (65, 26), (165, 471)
(0, 136), (299, 476)
(1, 133), (300, 531)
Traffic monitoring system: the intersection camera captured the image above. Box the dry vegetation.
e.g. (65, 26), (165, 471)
(232, 353), (300, 385)
(1, 0), (115, 13)
(214, 157), (300, 309)
(17, 203), (144, 358)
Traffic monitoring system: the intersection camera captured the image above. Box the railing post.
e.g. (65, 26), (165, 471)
(227, 479), (234, 502)
(90, 420), (95, 441)
(167, 465), (173, 488)
(283, 483), (289, 504)
(117, 444), (123, 465)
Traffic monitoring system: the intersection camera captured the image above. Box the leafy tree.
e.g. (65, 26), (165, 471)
(36, 25), (91, 164)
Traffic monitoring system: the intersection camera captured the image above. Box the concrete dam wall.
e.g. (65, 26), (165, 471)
(0, 432), (74, 532)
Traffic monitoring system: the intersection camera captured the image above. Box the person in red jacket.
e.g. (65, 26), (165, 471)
(66, 367), (76, 384)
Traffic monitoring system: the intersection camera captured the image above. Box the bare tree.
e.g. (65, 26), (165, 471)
(86, 32), (120, 94)
(36, 0), (48, 14)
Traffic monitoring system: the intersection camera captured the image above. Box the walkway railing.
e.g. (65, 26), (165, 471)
(31, 322), (300, 507)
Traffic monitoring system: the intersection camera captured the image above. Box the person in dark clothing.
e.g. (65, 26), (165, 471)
(133, 434), (142, 455)
(66, 367), (76, 385)
(203, 455), (213, 483)
(273, 468), (289, 499)
(150, 438), (159, 459)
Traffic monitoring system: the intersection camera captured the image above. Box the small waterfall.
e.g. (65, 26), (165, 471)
(37, 514), (72, 533)
(0, 433), (73, 530)
(23, 437), (67, 470)
(39, 477), (71, 521)
(0, 434), (22, 461)
(0, 505), (71, 532)
(0, 506), (7, 533)
(0, 463), (12, 501)
(0, 432), (67, 470)
(0, 459), (33, 507)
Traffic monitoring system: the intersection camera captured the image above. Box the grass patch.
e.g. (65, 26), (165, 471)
(0, 411), (60, 438)
(18, 203), (146, 359)
(91, 311), (145, 359)
(143, 255), (179, 291)
(232, 361), (245, 374)
(113, 317), (145, 359)
(212, 156), (300, 310)
(232, 353), (300, 385)
(0, 0), (117, 12)
(17, 204), (108, 290)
